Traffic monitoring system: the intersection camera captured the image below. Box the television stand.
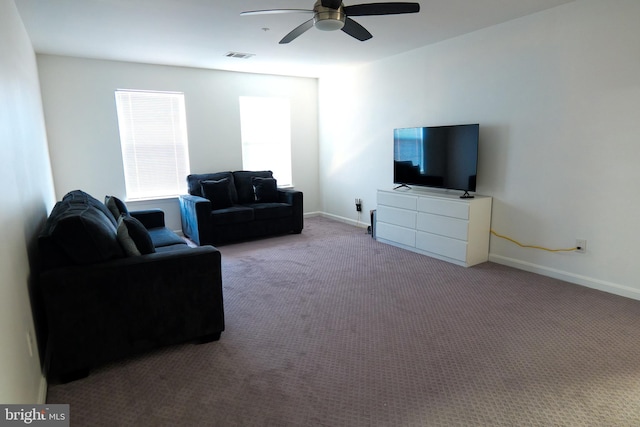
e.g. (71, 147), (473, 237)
(375, 188), (492, 267)
(460, 191), (474, 199)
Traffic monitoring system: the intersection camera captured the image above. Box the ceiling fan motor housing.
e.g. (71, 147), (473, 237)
(313, 1), (345, 31)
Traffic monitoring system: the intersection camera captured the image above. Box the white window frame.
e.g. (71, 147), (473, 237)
(114, 89), (191, 200)
(239, 96), (293, 187)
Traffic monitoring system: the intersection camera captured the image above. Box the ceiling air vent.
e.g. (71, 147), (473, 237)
(225, 52), (255, 59)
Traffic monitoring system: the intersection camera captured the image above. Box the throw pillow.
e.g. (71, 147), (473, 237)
(252, 177), (278, 202)
(105, 195), (129, 220)
(51, 201), (124, 264)
(116, 214), (155, 256)
(233, 170), (273, 204)
(64, 190), (118, 227)
(201, 178), (233, 210)
(187, 172), (237, 202)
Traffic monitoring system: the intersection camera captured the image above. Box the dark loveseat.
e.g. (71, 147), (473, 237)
(179, 170), (303, 246)
(37, 190), (225, 382)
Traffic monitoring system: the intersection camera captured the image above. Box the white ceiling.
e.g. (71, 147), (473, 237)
(15, 0), (574, 78)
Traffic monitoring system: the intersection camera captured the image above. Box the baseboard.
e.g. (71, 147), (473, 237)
(318, 212), (369, 229)
(489, 254), (640, 301)
(38, 375), (47, 403)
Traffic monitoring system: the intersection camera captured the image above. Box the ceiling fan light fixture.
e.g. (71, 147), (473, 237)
(314, 11), (345, 31)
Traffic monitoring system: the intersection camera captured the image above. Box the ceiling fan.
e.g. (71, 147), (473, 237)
(241, 1), (420, 44)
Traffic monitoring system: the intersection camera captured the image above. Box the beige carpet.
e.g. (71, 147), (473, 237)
(46, 216), (640, 426)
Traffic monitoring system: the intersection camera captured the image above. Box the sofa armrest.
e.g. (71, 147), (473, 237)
(131, 209), (165, 229)
(278, 189), (304, 233)
(179, 194), (212, 246)
(39, 246), (224, 380)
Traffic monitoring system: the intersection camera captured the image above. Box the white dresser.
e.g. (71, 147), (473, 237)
(376, 188), (492, 267)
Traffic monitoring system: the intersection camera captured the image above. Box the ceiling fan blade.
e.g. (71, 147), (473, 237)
(344, 2), (420, 16)
(279, 18), (315, 44)
(341, 17), (372, 41)
(241, 9), (313, 16)
(321, 0), (343, 10)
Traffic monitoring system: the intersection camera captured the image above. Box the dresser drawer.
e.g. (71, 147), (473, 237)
(377, 205), (417, 228)
(416, 232), (467, 262)
(378, 191), (417, 210)
(417, 197), (469, 220)
(377, 222), (416, 247)
(417, 212), (469, 241)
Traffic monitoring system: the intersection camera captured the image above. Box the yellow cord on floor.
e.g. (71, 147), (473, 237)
(490, 229), (578, 252)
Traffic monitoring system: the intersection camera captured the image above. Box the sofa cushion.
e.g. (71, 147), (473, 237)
(187, 172), (237, 202)
(39, 201), (82, 269)
(210, 206), (254, 226)
(148, 228), (187, 248)
(154, 244), (192, 253)
(49, 201), (123, 264)
(252, 177), (278, 202)
(201, 178), (233, 210)
(247, 203), (293, 220)
(64, 189), (118, 227)
(105, 195), (130, 220)
(116, 214), (155, 256)
(233, 170), (273, 204)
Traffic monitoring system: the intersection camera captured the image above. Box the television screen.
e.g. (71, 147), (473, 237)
(393, 124), (479, 194)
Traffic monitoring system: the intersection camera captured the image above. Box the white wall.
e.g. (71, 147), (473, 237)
(37, 56), (320, 231)
(0, 1), (56, 403)
(318, 0), (640, 299)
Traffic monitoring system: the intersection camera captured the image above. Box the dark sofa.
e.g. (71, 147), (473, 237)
(37, 190), (225, 383)
(179, 170), (303, 246)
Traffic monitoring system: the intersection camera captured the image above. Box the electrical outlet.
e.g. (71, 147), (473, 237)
(355, 198), (362, 212)
(576, 239), (587, 253)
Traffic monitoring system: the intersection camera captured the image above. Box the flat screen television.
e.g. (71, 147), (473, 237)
(393, 124), (479, 198)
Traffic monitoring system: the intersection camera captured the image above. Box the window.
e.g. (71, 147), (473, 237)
(239, 96), (292, 187)
(114, 90), (190, 200)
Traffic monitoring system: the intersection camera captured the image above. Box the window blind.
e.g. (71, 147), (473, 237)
(115, 90), (190, 200)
